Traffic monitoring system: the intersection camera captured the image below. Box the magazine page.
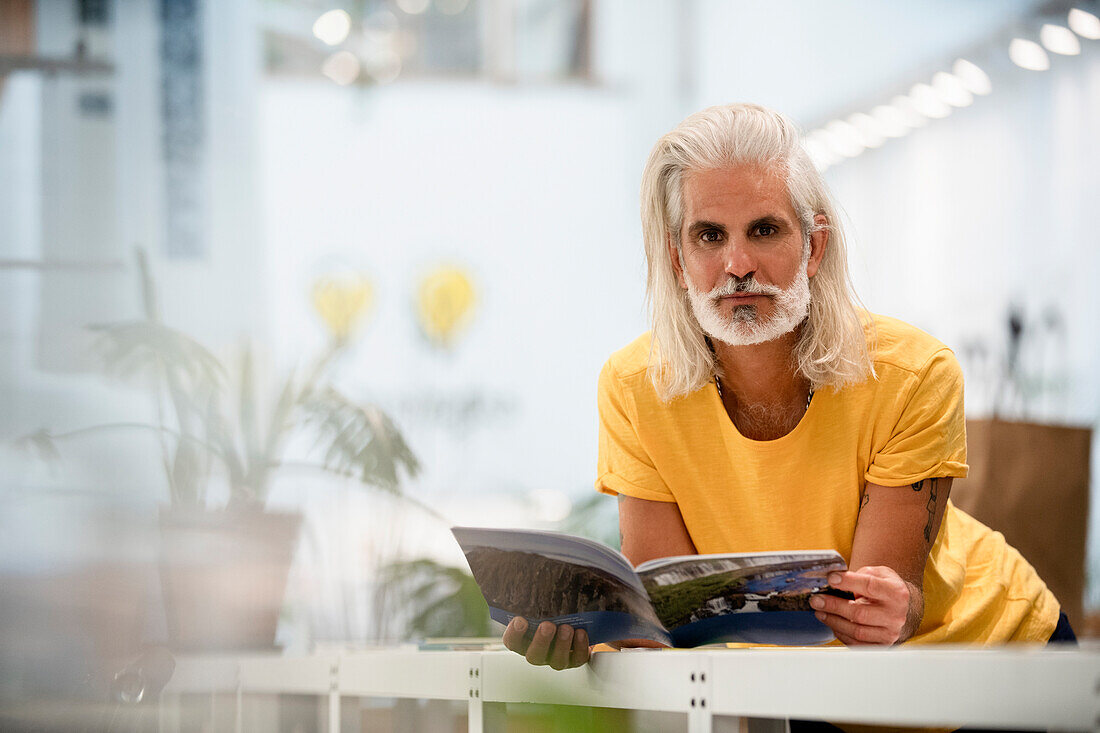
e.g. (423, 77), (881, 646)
(452, 527), (671, 646)
(635, 550), (847, 647)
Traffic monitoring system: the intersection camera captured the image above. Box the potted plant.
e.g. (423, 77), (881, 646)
(23, 250), (419, 651)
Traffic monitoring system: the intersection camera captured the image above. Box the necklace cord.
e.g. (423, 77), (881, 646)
(714, 374), (814, 409)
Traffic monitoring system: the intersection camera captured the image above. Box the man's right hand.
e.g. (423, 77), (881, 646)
(502, 617), (591, 670)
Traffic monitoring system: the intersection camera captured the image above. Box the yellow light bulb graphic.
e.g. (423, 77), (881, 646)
(416, 265), (476, 348)
(311, 275), (373, 343)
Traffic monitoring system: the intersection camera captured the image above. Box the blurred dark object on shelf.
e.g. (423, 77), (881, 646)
(953, 419), (1091, 628)
(991, 303), (1069, 421)
(110, 645), (174, 704)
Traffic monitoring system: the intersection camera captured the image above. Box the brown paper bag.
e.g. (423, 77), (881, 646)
(0, 1), (35, 56)
(951, 419), (1091, 628)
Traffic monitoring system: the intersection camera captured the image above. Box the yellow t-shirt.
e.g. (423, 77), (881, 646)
(595, 314), (1059, 644)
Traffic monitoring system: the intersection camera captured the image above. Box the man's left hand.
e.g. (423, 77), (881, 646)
(809, 566), (911, 645)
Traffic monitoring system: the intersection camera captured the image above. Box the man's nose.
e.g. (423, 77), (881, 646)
(722, 238), (756, 279)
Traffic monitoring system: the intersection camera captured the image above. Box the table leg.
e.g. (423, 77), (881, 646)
(468, 698), (506, 733)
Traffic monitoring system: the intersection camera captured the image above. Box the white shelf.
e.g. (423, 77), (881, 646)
(162, 646), (1100, 732)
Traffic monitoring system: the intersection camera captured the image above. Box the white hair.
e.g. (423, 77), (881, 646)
(640, 103), (874, 401)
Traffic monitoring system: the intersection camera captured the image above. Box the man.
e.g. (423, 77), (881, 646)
(504, 103), (1069, 671)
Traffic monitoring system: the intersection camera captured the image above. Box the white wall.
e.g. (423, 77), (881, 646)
(688, 0), (1044, 125)
(259, 4), (693, 532)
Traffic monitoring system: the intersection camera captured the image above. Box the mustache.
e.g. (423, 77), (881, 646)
(708, 275), (782, 299)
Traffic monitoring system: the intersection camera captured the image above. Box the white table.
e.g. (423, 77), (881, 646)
(160, 645), (1100, 732)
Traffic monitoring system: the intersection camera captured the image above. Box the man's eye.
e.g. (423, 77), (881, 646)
(754, 224), (777, 237)
(700, 230), (722, 243)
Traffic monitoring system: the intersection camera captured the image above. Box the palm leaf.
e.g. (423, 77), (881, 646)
(89, 320), (225, 391)
(264, 368), (299, 458)
(134, 247), (159, 322)
(299, 386), (419, 492)
(170, 435), (205, 507)
(203, 388), (246, 506)
(238, 343), (264, 502)
(559, 492), (621, 550)
(381, 559), (491, 638)
(90, 320), (227, 504)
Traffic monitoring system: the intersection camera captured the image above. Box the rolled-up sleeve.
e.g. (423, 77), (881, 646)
(865, 348), (969, 486)
(595, 360), (676, 502)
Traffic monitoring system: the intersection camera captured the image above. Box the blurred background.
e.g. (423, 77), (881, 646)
(1, 0), (1098, 727)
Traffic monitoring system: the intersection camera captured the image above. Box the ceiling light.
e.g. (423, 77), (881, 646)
(1040, 24), (1081, 55)
(1009, 38), (1050, 70)
(952, 59), (992, 95)
(397, 0), (429, 14)
(1068, 8), (1100, 39)
(870, 105), (910, 137)
(363, 46), (402, 84)
(808, 130), (845, 164)
(363, 9), (399, 45)
(848, 113), (886, 148)
(931, 72), (973, 107)
(313, 9), (351, 46)
(803, 135), (838, 172)
(823, 120), (865, 158)
(322, 51), (360, 85)
(890, 95), (929, 128)
(909, 83), (951, 119)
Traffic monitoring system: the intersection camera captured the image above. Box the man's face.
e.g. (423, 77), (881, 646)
(669, 164), (827, 346)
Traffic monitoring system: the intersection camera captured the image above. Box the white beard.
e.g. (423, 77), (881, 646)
(686, 259), (811, 346)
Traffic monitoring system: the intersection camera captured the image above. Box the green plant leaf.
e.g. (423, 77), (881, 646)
(381, 558), (491, 638)
(201, 389), (241, 507)
(264, 368), (298, 459)
(299, 386), (419, 493)
(90, 321), (225, 390)
(238, 343), (264, 503)
(557, 492), (621, 550)
(134, 247), (159, 322)
(170, 435), (205, 508)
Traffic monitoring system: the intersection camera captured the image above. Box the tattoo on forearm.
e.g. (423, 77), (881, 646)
(923, 478), (938, 542)
(858, 492), (870, 515)
(911, 479), (924, 492)
(617, 495), (625, 548)
(617, 495), (625, 549)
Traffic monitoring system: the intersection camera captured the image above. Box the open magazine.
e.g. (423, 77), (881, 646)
(452, 526), (849, 647)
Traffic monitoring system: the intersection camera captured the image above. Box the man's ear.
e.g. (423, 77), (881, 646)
(806, 213), (829, 279)
(667, 231), (687, 289)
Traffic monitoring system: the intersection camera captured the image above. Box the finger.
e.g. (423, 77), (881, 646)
(548, 625), (574, 670)
(502, 617), (531, 655)
(816, 610), (897, 645)
(829, 569), (900, 600)
(832, 629), (861, 646)
(570, 629), (590, 667)
(813, 595), (894, 628)
(524, 621), (557, 665)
